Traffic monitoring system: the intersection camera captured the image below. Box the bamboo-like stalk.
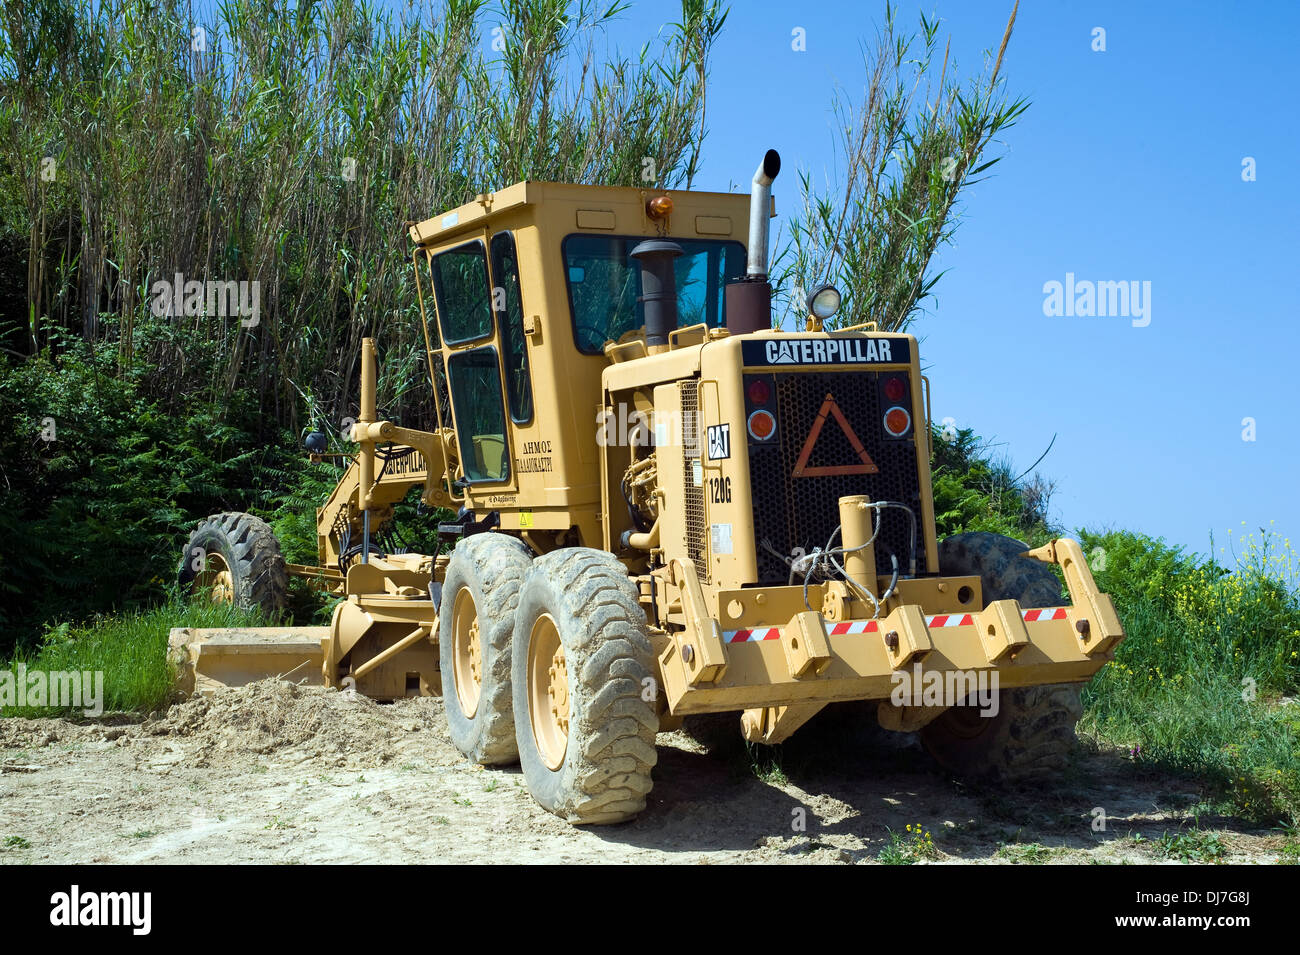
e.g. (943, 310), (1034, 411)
(0, 0), (722, 430)
(771, 2), (1029, 333)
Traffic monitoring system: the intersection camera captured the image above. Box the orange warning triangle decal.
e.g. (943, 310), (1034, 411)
(792, 393), (879, 478)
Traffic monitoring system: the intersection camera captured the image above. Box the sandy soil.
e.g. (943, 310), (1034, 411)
(0, 680), (1290, 865)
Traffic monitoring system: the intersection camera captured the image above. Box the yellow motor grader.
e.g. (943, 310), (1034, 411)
(176, 150), (1123, 824)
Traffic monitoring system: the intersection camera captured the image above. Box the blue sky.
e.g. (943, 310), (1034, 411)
(593, 0), (1298, 563)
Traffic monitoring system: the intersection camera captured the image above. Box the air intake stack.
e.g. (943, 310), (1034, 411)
(630, 238), (684, 353)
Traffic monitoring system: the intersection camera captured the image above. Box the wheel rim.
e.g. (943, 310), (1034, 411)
(195, 552), (235, 604)
(451, 589), (483, 719)
(527, 613), (569, 770)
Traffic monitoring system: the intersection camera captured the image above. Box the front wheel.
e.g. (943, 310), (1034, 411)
(439, 533), (533, 765)
(512, 548), (659, 825)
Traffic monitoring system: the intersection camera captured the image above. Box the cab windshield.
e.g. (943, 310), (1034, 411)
(562, 234), (746, 353)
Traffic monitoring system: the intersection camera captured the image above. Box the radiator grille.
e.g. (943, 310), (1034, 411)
(749, 370), (925, 585)
(680, 380), (709, 583)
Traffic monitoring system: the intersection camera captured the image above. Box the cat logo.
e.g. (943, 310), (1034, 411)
(793, 394), (878, 477)
(706, 424), (731, 460)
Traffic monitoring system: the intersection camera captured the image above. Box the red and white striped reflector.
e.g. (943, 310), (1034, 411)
(925, 613), (973, 628)
(826, 620), (880, 635)
(723, 608), (1067, 643)
(723, 627), (782, 643)
(1022, 607), (1067, 622)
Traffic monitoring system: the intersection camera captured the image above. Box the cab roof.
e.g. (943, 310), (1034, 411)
(408, 181), (758, 248)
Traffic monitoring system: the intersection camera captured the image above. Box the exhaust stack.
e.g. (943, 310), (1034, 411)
(746, 149), (781, 278)
(727, 149), (781, 335)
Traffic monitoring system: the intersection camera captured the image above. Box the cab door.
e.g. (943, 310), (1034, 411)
(427, 234), (513, 487)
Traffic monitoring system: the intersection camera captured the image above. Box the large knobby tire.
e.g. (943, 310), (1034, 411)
(512, 548), (659, 825)
(177, 512), (287, 615)
(920, 532), (1084, 783)
(439, 532), (533, 765)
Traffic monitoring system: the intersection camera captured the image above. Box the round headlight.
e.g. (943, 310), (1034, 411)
(807, 283), (842, 321)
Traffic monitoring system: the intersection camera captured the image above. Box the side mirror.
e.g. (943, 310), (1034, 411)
(304, 431), (328, 454)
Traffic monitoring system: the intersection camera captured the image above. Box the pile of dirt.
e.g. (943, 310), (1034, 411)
(134, 680), (448, 770)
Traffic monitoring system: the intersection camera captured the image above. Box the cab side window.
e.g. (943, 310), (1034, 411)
(432, 240), (509, 483)
(490, 232), (534, 423)
(447, 347), (509, 483)
(431, 241), (492, 345)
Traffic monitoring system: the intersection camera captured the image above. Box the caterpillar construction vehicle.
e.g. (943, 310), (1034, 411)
(176, 150), (1123, 824)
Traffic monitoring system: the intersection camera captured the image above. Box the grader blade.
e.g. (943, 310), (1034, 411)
(169, 627), (329, 697)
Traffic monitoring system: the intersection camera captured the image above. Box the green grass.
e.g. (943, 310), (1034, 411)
(2, 595), (266, 717)
(750, 758), (789, 787)
(877, 824), (940, 865)
(1079, 528), (1300, 824)
(996, 842), (1058, 864)
(2, 835), (30, 851)
(1156, 829), (1227, 864)
(1278, 839), (1299, 864)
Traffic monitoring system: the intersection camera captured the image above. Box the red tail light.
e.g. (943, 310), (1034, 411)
(883, 376), (906, 402)
(747, 379), (771, 405)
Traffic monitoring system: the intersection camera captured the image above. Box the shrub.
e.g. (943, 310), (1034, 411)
(1079, 527), (1300, 823)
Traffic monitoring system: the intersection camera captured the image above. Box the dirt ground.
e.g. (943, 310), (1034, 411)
(0, 680), (1290, 864)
